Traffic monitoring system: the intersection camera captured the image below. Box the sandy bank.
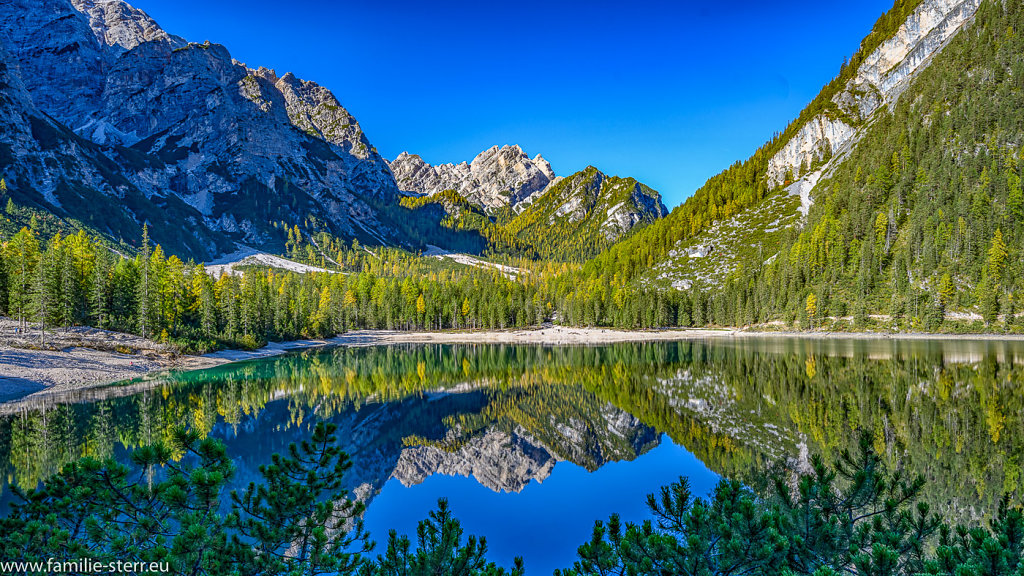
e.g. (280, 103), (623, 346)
(0, 317), (226, 403)
(0, 346), (225, 401)
(4, 320), (1023, 407)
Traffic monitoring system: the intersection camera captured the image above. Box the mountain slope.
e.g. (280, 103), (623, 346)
(399, 166), (668, 261)
(576, 0), (986, 293)
(774, 0), (1024, 326)
(506, 167), (668, 261)
(0, 0), (399, 259)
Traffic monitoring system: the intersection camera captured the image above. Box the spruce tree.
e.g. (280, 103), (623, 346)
(59, 244), (74, 331)
(32, 246), (49, 343)
(137, 224), (151, 338)
(91, 249), (109, 329)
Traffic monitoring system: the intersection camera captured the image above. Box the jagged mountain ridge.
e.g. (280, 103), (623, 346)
(399, 164), (669, 261)
(0, 0), (400, 258)
(389, 144), (556, 211)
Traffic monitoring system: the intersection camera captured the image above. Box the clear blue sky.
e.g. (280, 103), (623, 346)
(129, 0), (894, 207)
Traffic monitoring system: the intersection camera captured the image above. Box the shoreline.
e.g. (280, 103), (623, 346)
(3, 324), (1023, 407)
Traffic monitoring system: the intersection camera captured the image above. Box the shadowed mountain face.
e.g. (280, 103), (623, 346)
(0, 0), (400, 258)
(0, 0), (672, 260)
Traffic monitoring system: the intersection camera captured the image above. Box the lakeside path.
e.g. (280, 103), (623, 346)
(5, 323), (1024, 407)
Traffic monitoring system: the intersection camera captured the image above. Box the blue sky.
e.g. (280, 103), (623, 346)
(129, 0), (894, 207)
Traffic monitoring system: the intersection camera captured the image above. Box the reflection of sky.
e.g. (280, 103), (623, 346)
(362, 436), (716, 574)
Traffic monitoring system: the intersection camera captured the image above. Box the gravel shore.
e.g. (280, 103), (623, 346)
(3, 320), (1020, 405)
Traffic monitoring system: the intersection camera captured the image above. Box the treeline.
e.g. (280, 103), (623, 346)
(0, 225), (550, 352)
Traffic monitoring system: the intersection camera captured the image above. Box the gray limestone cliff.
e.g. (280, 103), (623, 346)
(768, 0), (983, 212)
(0, 0), (399, 257)
(389, 145), (555, 211)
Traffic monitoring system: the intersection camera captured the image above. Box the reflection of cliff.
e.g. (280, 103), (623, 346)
(198, 386), (658, 511)
(393, 430), (556, 493)
(394, 404), (660, 493)
(2, 340), (1022, 521)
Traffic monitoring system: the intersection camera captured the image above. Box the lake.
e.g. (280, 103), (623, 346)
(1, 338), (1023, 574)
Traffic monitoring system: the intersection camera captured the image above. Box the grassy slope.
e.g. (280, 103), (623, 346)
(505, 167), (665, 262)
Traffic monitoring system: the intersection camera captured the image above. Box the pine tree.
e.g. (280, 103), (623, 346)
(5, 228), (39, 330)
(938, 272), (954, 314)
(32, 246), (50, 342)
(59, 244), (74, 330)
(982, 230), (1008, 324)
(0, 248), (6, 317)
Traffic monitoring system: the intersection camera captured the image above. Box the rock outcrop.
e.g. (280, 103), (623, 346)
(0, 0), (399, 258)
(766, 0), (983, 189)
(389, 145), (555, 211)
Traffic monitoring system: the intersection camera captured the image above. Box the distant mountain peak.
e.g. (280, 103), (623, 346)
(389, 144), (555, 211)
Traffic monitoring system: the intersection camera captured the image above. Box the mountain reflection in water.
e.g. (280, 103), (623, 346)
(1, 338), (1022, 572)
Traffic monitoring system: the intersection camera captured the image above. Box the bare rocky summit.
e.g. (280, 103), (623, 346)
(389, 145), (556, 211)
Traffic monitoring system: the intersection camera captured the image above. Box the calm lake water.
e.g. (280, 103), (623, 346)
(1, 338), (1023, 573)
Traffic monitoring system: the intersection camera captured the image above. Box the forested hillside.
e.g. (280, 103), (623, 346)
(398, 167), (667, 262)
(771, 0), (1024, 327)
(556, 0), (1023, 332)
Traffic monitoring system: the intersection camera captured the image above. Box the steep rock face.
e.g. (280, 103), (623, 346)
(0, 0), (399, 257)
(389, 145), (555, 211)
(766, 0), (983, 188)
(0, 40), (233, 255)
(71, 0), (185, 53)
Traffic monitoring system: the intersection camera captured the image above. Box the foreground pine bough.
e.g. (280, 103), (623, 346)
(0, 424), (1019, 575)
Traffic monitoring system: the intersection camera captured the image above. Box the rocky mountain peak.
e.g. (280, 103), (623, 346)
(389, 144), (555, 211)
(0, 0), (400, 258)
(70, 0), (185, 52)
